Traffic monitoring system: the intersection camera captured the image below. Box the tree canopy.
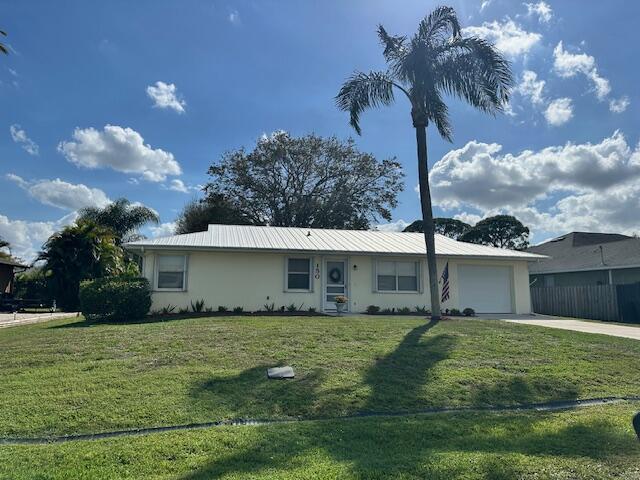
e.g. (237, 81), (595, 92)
(204, 132), (404, 230)
(403, 218), (471, 240)
(459, 215), (530, 249)
(77, 198), (159, 244)
(175, 195), (251, 234)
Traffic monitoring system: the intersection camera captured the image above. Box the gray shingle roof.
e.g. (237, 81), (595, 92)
(126, 224), (543, 261)
(527, 232), (640, 273)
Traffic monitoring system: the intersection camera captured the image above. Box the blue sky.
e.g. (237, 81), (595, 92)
(1, 0), (638, 259)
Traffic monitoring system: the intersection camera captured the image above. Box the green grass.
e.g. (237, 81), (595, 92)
(0, 315), (638, 439)
(1, 403), (638, 479)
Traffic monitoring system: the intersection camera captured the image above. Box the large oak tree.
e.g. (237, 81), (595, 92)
(204, 131), (404, 230)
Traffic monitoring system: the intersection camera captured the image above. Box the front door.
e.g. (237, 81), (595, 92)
(324, 259), (347, 311)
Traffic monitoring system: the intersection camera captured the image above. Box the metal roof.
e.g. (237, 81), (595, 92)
(126, 224), (544, 261)
(527, 233), (640, 274)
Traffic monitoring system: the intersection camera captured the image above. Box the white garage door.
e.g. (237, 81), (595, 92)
(458, 265), (513, 314)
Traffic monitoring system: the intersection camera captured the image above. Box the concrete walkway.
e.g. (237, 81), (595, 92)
(502, 316), (640, 340)
(0, 312), (78, 329)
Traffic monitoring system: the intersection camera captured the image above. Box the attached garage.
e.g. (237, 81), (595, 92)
(458, 264), (513, 313)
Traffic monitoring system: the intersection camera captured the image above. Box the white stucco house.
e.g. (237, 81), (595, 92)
(124, 224), (544, 314)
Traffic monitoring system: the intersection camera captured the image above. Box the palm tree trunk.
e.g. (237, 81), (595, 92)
(415, 124), (441, 321)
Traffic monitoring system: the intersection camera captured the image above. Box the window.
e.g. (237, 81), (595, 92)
(376, 260), (419, 292)
(156, 255), (186, 290)
(287, 258), (311, 290)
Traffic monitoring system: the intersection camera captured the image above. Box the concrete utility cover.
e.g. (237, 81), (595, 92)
(267, 366), (295, 379)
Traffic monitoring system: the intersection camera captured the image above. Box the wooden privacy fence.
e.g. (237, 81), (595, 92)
(531, 284), (640, 322)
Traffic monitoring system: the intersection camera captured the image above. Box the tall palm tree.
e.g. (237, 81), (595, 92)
(77, 198), (159, 244)
(336, 6), (512, 320)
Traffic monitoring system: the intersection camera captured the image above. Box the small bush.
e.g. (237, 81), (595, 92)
(398, 307), (411, 315)
(263, 302), (275, 312)
(287, 303), (297, 312)
(160, 304), (176, 315)
(415, 305), (428, 314)
(233, 306), (244, 313)
(463, 307), (475, 317)
(308, 307), (316, 313)
(178, 307), (189, 314)
(217, 305), (228, 313)
(366, 305), (380, 315)
(450, 308), (461, 316)
(191, 299), (206, 313)
(79, 276), (151, 322)
(381, 308), (393, 314)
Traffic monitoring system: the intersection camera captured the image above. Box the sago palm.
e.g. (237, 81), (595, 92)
(336, 6), (513, 320)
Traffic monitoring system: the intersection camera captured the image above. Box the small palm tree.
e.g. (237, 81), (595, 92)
(336, 6), (512, 320)
(78, 198), (159, 244)
(38, 221), (125, 310)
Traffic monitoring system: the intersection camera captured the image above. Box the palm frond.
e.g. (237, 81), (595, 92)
(417, 6), (461, 44)
(377, 25), (407, 62)
(335, 71), (397, 135)
(423, 90), (453, 142)
(435, 36), (513, 114)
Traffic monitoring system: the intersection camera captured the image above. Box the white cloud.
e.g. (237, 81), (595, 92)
(553, 41), (611, 100)
(58, 125), (182, 182)
(228, 10), (240, 25)
(0, 212), (77, 262)
(146, 81), (186, 113)
(463, 19), (541, 58)
(544, 97), (573, 126)
(9, 124), (39, 155)
(6, 174), (111, 211)
(149, 222), (176, 238)
(166, 179), (190, 193)
(609, 96), (630, 114)
(430, 132), (640, 239)
(480, 0), (492, 12)
(516, 70), (546, 106)
(374, 219), (410, 232)
(525, 1), (552, 23)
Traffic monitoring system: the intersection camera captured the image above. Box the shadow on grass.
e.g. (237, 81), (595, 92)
(180, 318), (631, 479)
(47, 313), (214, 329)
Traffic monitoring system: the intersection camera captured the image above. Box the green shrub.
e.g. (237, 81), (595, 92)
(366, 305), (380, 315)
(414, 305), (428, 314)
(449, 308), (461, 316)
(217, 305), (228, 313)
(160, 304), (176, 315)
(398, 307), (411, 315)
(381, 308), (393, 314)
(191, 299), (206, 313)
(463, 307), (475, 317)
(233, 306), (244, 313)
(286, 303), (297, 312)
(263, 302), (275, 312)
(79, 276), (151, 322)
(14, 268), (53, 301)
(308, 307), (316, 313)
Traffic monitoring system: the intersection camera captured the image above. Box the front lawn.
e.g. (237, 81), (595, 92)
(0, 315), (638, 438)
(1, 403), (639, 479)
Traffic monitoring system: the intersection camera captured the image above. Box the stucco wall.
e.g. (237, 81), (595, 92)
(141, 250), (532, 314)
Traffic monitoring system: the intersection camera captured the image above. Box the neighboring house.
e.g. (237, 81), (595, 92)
(0, 257), (27, 295)
(527, 232), (640, 287)
(125, 224), (543, 314)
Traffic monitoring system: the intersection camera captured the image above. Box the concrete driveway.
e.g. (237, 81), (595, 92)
(496, 315), (640, 340)
(0, 312), (78, 329)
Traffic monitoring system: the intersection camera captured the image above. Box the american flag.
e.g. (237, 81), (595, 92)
(440, 262), (450, 303)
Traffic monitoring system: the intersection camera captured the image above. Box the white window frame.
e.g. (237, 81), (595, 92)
(374, 259), (421, 293)
(285, 256), (313, 292)
(155, 254), (188, 292)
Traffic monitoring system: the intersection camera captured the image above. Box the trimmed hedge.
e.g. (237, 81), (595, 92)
(79, 276), (151, 322)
